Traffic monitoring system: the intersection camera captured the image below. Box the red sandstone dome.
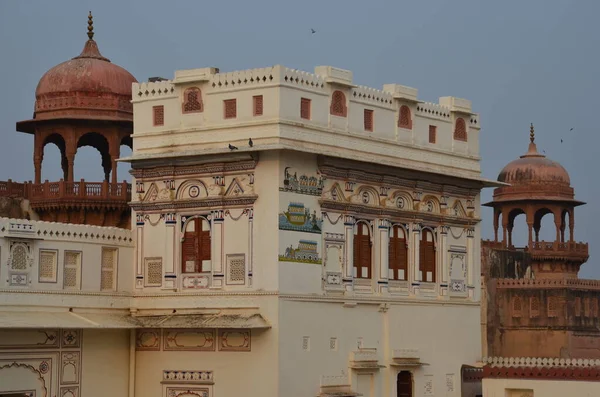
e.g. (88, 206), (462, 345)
(19, 17), (137, 130)
(497, 149), (571, 186)
(489, 124), (581, 204)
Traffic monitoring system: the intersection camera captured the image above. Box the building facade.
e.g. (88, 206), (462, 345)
(127, 63), (494, 397)
(0, 14), (497, 397)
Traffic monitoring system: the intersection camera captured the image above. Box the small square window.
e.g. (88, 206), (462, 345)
(224, 99), (237, 119)
(301, 98), (311, 120)
(253, 95), (263, 116)
(429, 125), (437, 143)
(364, 109), (374, 131)
(153, 105), (164, 126)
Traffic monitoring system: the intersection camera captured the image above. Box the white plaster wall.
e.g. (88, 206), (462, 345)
(81, 329), (130, 397)
(0, 218), (134, 293)
(131, 65), (482, 179)
(483, 377), (600, 397)
(279, 299), (480, 397)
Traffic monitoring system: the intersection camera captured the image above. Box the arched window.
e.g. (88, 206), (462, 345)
(419, 229), (436, 282)
(182, 87), (203, 113)
(454, 117), (467, 141)
(398, 105), (412, 129)
(389, 225), (408, 281)
(182, 217), (211, 273)
(353, 222), (372, 279)
(397, 371), (413, 397)
(330, 90), (347, 117)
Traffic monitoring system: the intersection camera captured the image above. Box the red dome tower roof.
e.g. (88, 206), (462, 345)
(18, 12), (137, 132)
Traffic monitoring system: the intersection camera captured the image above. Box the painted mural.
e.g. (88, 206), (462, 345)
(279, 239), (322, 264)
(279, 202), (322, 233)
(280, 167), (324, 196)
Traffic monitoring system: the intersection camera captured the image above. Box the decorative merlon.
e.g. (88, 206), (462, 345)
(439, 96), (473, 114)
(382, 84), (418, 102)
(173, 67), (220, 84)
(314, 65), (355, 87)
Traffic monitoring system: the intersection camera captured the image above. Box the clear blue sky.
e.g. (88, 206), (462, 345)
(0, 0), (598, 277)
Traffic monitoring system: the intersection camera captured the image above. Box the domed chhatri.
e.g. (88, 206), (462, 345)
(484, 124), (588, 279)
(28, 11), (137, 123)
(13, 12), (135, 228)
(497, 124), (570, 187)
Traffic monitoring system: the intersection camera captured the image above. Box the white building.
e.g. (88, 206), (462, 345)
(125, 64), (495, 397)
(0, 62), (496, 397)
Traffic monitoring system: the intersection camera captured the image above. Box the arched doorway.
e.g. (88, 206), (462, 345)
(397, 371), (413, 397)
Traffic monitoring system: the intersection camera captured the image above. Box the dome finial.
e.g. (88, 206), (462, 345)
(87, 11), (94, 40)
(530, 123), (535, 143)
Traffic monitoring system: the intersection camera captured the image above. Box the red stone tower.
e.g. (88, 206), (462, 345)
(11, 13), (136, 228)
(484, 124), (588, 278)
(481, 124), (600, 360)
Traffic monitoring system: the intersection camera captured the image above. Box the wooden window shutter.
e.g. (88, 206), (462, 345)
(360, 236), (371, 278)
(200, 230), (211, 261)
(182, 231), (198, 273)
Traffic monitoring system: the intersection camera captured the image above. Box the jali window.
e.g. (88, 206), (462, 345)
(454, 118), (467, 141)
(253, 95), (263, 116)
(182, 87), (203, 113)
(398, 105), (412, 129)
(364, 109), (374, 132)
(153, 105), (164, 126)
(330, 90), (347, 117)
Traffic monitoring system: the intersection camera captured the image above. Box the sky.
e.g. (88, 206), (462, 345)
(0, 0), (598, 277)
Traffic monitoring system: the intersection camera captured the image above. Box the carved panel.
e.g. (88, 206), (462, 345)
(60, 386), (79, 397)
(38, 249), (58, 283)
(182, 275), (210, 289)
(164, 330), (216, 351)
(136, 329), (161, 351)
(165, 387), (210, 397)
(218, 329), (251, 352)
(0, 330), (59, 349)
(144, 257), (163, 287)
(60, 352), (80, 385)
(226, 254), (245, 285)
(61, 330), (81, 348)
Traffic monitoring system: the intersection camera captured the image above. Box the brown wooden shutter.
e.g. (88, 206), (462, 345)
(388, 233), (397, 280)
(397, 237), (407, 280)
(353, 233), (360, 277)
(182, 231), (198, 273)
(360, 236), (371, 278)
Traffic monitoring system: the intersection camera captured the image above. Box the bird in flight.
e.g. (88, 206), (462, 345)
(560, 139), (563, 143)
(249, 138), (253, 147)
(228, 144), (238, 150)
(570, 128), (574, 131)
(311, 28), (316, 34)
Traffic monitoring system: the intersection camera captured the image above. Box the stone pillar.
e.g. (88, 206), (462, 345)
(66, 152), (76, 182)
(440, 226), (448, 285)
(109, 137), (120, 185)
(466, 228), (475, 287)
(493, 209), (499, 242)
(502, 209), (508, 247)
(378, 219), (390, 290)
(211, 211), (224, 289)
(164, 213), (176, 289)
(527, 222), (533, 247)
(135, 213), (144, 289)
(248, 208), (254, 287)
(33, 135), (43, 184)
(343, 215), (355, 290)
(569, 208), (575, 242)
(412, 223), (421, 284)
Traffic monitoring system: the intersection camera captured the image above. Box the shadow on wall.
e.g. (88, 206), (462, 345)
(482, 245), (532, 280)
